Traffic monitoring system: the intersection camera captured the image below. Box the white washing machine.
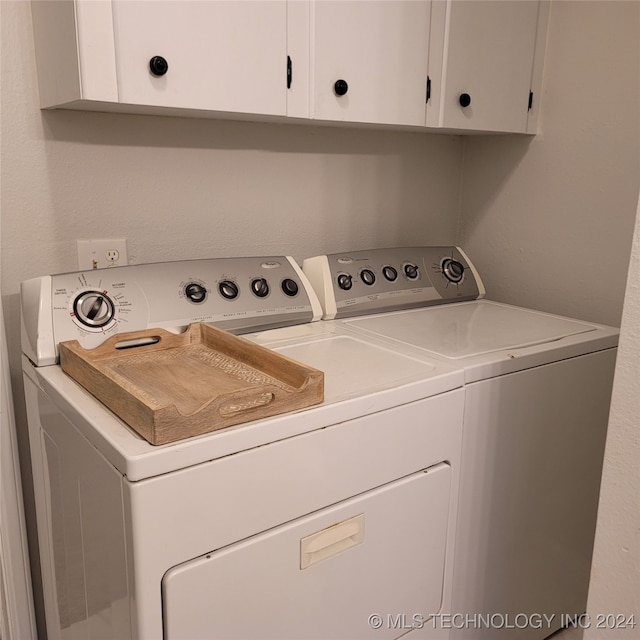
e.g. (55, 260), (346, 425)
(303, 247), (619, 640)
(21, 256), (465, 640)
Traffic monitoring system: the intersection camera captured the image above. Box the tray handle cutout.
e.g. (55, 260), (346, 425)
(218, 390), (275, 417)
(300, 513), (365, 569)
(78, 327), (189, 359)
(114, 336), (161, 350)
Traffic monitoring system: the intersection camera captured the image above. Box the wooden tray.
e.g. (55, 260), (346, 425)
(58, 323), (324, 445)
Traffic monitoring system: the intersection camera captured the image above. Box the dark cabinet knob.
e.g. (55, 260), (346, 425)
(459, 93), (471, 108)
(334, 79), (349, 96)
(149, 56), (169, 77)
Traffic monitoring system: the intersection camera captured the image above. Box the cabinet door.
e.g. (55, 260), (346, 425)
(111, 0), (288, 116)
(311, 0), (431, 127)
(429, 0), (541, 133)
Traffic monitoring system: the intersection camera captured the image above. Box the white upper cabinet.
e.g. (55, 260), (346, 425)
(427, 0), (548, 134)
(31, 0), (308, 119)
(310, 0), (431, 127)
(30, 0), (547, 134)
(111, 1), (288, 116)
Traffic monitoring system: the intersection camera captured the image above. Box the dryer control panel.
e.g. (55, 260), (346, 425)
(303, 247), (485, 319)
(21, 256), (322, 366)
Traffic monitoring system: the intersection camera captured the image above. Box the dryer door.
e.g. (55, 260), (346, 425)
(162, 463), (451, 639)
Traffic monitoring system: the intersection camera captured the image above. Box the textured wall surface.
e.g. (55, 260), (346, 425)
(460, 1), (640, 327)
(585, 194), (640, 637)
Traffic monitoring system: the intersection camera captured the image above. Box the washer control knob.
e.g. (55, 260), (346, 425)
(149, 56), (169, 77)
(442, 258), (465, 283)
(218, 280), (239, 300)
(73, 291), (115, 328)
(360, 269), (376, 286)
(382, 266), (398, 282)
(184, 282), (207, 303)
(281, 278), (299, 297)
(337, 273), (353, 291)
(250, 277), (270, 298)
(404, 263), (419, 280)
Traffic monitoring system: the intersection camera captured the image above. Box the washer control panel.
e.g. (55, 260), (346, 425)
(302, 247), (484, 319)
(21, 256), (321, 365)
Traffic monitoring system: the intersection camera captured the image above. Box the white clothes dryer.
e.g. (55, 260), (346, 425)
(21, 256), (464, 640)
(303, 247), (619, 640)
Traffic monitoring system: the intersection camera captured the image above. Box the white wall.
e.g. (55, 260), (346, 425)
(584, 193), (640, 637)
(460, 0), (640, 327)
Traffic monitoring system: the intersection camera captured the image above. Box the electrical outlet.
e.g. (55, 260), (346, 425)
(77, 239), (128, 270)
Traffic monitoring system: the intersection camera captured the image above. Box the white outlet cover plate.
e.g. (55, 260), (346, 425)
(77, 239), (128, 270)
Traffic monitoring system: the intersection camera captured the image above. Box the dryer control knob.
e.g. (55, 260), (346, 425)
(442, 258), (465, 283)
(219, 280), (239, 300)
(184, 282), (207, 303)
(337, 273), (353, 291)
(73, 291), (115, 328)
(251, 277), (270, 298)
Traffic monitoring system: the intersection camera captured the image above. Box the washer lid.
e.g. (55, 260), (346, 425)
(343, 300), (598, 359)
